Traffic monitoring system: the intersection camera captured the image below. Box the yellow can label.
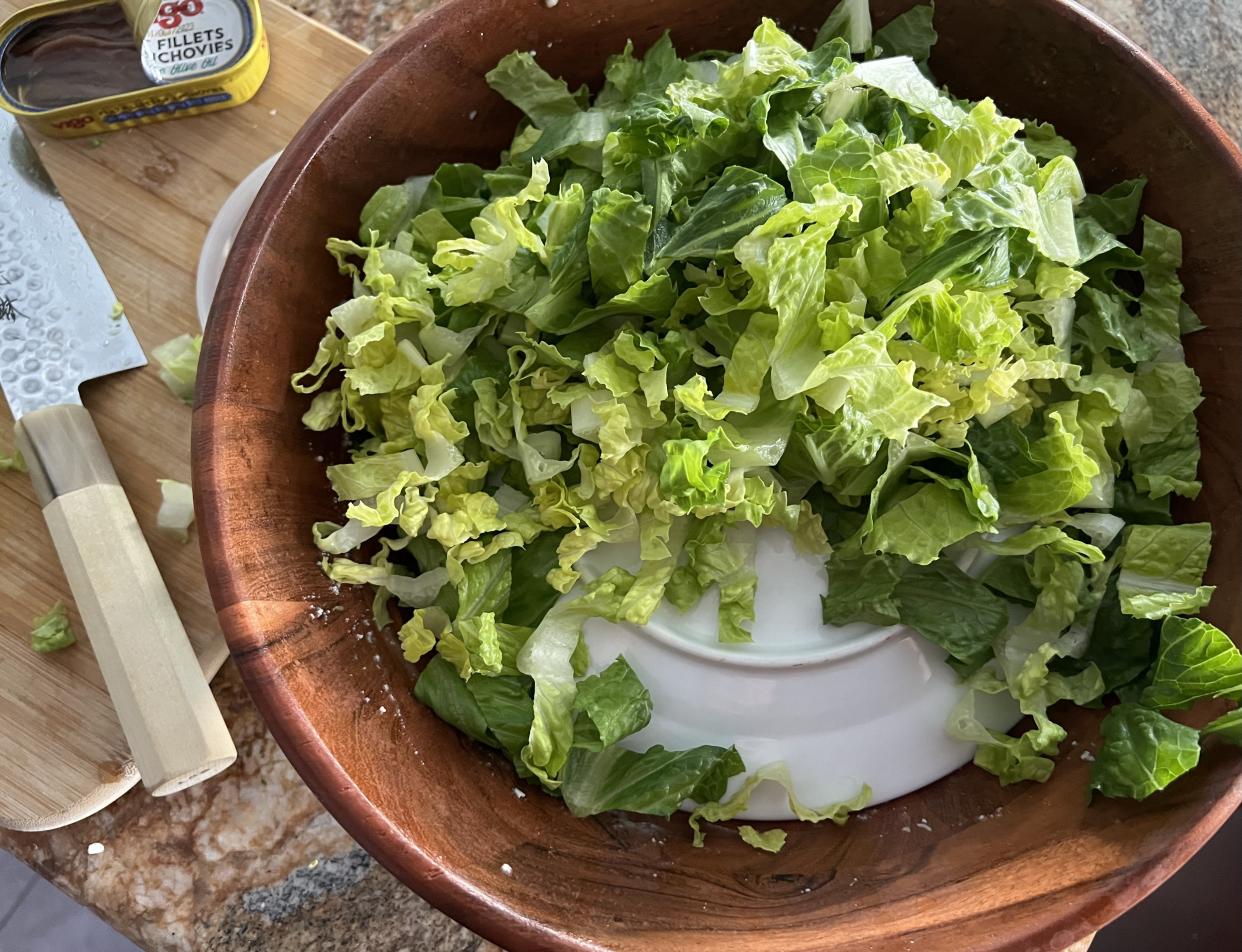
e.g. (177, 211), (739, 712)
(0, 0), (269, 138)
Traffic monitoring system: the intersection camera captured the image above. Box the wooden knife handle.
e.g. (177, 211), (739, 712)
(15, 404), (236, 796)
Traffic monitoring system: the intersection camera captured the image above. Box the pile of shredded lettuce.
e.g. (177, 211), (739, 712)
(292, 1), (1241, 846)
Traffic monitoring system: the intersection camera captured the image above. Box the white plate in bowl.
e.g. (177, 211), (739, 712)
(196, 153), (282, 329)
(578, 527), (1021, 820)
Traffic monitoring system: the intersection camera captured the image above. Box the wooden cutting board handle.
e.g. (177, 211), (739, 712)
(15, 404), (237, 796)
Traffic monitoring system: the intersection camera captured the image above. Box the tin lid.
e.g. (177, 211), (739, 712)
(117, 0), (158, 44)
(133, 0), (251, 85)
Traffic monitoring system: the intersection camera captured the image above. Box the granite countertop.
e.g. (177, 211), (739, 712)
(1, 2), (1239, 950)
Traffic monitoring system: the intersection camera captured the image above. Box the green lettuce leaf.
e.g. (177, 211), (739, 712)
(360, 178), (426, 243)
(823, 551), (1008, 672)
(572, 657), (653, 750)
(1081, 178), (1145, 235)
(560, 743), (745, 817)
(689, 761), (870, 846)
(152, 333), (202, 403)
(486, 51), (582, 126)
(872, 5), (936, 63)
(1141, 616), (1242, 709)
(890, 560), (1011, 671)
(414, 655), (495, 747)
(1077, 582), (1158, 693)
(820, 551), (902, 626)
(516, 569), (637, 782)
(587, 188), (652, 297)
(1117, 523), (1215, 619)
(1201, 709), (1242, 746)
(992, 409), (1098, 520)
(816, 0), (872, 54)
(738, 825), (787, 852)
(0, 446), (26, 472)
(651, 166), (787, 263)
(30, 601), (76, 654)
(467, 675), (535, 759)
(1089, 703), (1200, 800)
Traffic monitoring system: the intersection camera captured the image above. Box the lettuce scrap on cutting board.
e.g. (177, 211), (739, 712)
(288, 0), (1242, 847)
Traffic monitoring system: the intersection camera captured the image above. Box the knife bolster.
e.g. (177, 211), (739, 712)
(14, 404), (121, 506)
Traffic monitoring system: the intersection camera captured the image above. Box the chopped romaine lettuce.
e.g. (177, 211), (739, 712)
(1141, 617), (1242, 710)
(1117, 523), (1215, 619)
(689, 762), (870, 847)
(156, 478), (195, 543)
(293, 0), (1233, 840)
(0, 446), (25, 472)
(1201, 709), (1242, 747)
(1089, 704), (1200, 800)
(152, 333), (202, 404)
(31, 601), (76, 653)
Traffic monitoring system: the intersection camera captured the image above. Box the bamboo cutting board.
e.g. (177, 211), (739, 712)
(0, 0), (367, 831)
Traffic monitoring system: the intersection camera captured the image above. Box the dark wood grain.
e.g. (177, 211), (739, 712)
(191, 1), (1242, 949)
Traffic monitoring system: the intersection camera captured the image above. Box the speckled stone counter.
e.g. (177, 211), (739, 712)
(1, 1), (1238, 949)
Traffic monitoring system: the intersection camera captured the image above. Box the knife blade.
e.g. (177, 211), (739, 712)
(1, 113), (236, 798)
(0, 113), (146, 419)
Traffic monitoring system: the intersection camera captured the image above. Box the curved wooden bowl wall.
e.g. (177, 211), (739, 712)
(193, 1), (1242, 949)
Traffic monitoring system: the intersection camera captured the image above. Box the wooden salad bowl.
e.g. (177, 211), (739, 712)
(193, 0), (1242, 948)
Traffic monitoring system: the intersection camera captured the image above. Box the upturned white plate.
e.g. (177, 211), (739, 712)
(579, 527), (1021, 821)
(196, 153), (281, 329)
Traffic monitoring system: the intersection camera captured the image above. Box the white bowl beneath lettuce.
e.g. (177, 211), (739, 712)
(577, 527), (1021, 821)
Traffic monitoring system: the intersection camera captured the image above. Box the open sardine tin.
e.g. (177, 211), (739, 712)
(0, 0), (268, 137)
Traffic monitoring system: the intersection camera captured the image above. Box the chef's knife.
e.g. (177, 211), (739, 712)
(0, 113), (236, 795)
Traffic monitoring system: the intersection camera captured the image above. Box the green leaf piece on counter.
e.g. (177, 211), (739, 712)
(0, 447), (25, 472)
(30, 601), (76, 654)
(1089, 703), (1200, 800)
(152, 333), (202, 404)
(155, 478), (195, 543)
